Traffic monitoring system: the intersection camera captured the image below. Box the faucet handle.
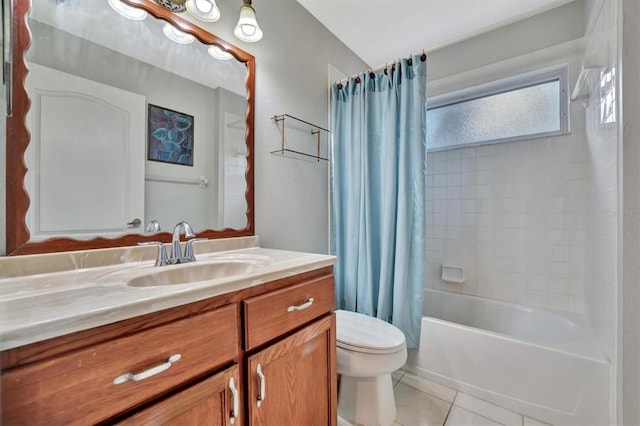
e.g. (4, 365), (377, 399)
(184, 238), (208, 262)
(138, 241), (169, 266)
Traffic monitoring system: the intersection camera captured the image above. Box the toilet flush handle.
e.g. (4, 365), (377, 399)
(287, 298), (314, 312)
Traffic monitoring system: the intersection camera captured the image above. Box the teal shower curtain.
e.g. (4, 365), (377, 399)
(331, 55), (427, 348)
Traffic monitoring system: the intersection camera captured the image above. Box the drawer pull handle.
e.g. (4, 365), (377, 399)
(256, 363), (265, 408)
(112, 354), (182, 385)
(229, 377), (239, 424)
(287, 298), (314, 312)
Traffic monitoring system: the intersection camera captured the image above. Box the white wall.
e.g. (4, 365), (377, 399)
(620, 0), (640, 423)
(428, 1), (586, 83)
(0, 101), (5, 256)
(0, 0), (368, 255)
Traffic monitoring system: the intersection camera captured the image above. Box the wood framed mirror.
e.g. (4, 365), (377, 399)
(6, 0), (255, 255)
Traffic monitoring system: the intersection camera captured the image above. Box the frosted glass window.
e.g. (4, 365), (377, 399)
(427, 79), (564, 150)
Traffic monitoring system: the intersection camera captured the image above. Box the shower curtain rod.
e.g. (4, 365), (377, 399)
(335, 51), (427, 85)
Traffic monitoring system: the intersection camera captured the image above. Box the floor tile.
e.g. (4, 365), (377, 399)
(394, 382), (451, 426)
(445, 406), (503, 426)
(399, 371), (457, 403)
(392, 369), (406, 387)
(454, 393), (522, 426)
(524, 416), (552, 426)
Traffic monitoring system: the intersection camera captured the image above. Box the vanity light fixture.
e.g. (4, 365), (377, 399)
(108, 0), (148, 20)
(233, 0), (263, 43)
(185, 0), (220, 22)
(155, 0), (263, 42)
(162, 22), (196, 44)
(208, 45), (234, 60)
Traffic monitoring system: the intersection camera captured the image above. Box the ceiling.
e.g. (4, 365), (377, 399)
(296, 0), (575, 67)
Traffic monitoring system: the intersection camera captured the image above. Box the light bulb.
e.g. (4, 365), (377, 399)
(162, 23), (196, 44)
(241, 24), (256, 36)
(185, 0), (220, 22)
(234, 3), (263, 42)
(208, 45), (233, 60)
(107, 0), (147, 20)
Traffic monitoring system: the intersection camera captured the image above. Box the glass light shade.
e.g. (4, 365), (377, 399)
(233, 4), (263, 42)
(107, 0), (148, 20)
(208, 45), (233, 60)
(185, 0), (220, 22)
(162, 23), (196, 44)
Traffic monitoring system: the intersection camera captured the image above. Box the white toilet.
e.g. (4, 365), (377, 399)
(336, 309), (408, 426)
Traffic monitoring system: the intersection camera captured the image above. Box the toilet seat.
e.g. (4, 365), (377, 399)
(335, 310), (406, 355)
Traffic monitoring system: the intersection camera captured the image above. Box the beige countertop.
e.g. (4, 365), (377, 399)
(0, 237), (337, 352)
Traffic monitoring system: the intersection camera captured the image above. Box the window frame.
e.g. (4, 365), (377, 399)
(427, 64), (570, 152)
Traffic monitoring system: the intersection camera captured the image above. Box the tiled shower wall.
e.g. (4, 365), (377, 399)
(425, 109), (589, 313)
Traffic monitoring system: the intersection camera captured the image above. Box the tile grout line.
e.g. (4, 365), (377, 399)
(397, 375), (457, 406)
(441, 390), (458, 426)
(393, 370), (406, 388)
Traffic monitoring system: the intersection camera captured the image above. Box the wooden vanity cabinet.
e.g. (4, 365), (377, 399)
(0, 267), (336, 426)
(244, 275), (337, 426)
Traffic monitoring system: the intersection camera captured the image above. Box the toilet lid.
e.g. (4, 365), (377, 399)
(335, 310), (406, 354)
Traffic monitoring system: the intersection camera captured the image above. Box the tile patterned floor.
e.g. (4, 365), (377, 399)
(338, 370), (553, 426)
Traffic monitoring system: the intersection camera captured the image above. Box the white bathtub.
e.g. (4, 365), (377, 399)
(405, 288), (610, 426)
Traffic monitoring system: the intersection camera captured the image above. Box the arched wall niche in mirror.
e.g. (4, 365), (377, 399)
(6, 0), (255, 255)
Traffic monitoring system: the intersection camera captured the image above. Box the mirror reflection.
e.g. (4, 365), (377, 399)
(24, 0), (249, 242)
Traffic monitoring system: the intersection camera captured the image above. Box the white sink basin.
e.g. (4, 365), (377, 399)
(127, 254), (272, 287)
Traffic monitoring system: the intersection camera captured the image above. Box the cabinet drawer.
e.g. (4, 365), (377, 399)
(244, 275), (334, 350)
(1, 304), (239, 425)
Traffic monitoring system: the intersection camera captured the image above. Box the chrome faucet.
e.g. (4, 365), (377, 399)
(170, 221), (195, 262)
(144, 219), (161, 234)
(139, 220), (206, 266)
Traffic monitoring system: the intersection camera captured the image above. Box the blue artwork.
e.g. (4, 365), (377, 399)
(148, 104), (194, 166)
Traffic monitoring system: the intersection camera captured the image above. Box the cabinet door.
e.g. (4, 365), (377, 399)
(118, 365), (242, 426)
(247, 314), (337, 426)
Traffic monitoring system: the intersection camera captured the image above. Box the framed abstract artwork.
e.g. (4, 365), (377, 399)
(147, 104), (194, 166)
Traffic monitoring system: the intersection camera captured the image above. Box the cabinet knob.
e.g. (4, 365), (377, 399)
(256, 363), (265, 408)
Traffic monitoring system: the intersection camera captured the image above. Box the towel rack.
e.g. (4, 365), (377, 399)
(145, 174), (209, 188)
